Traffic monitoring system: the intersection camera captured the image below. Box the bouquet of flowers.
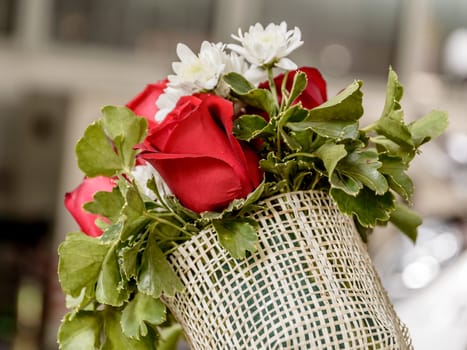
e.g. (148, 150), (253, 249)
(57, 22), (447, 349)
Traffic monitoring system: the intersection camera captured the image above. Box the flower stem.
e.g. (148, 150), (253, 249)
(144, 212), (194, 238)
(361, 121), (378, 133)
(283, 152), (316, 161)
(267, 67), (280, 113)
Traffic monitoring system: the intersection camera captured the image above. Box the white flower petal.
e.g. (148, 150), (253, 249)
(176, 43), (197, 62)
(229, 22), (302, 70)
(132, 164), (171, 200)
(276, 57), (298, 71)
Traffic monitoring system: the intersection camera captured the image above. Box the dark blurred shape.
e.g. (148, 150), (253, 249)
(0, 0), (16, 36)
(52, 0), (215, 49)
(0, 92), (68, 350)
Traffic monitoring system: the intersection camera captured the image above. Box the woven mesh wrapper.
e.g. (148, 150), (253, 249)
(163, 191), (413, 349)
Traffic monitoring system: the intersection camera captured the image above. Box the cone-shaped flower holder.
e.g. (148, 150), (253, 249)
(163, 191), (413, 349)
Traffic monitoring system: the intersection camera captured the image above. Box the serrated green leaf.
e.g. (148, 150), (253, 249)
(101, 309), (156, 350)
(83, 187), (124, 223)
(137, 234), (184, 298)
(76, 122), (123, 177)
(58, 232), (110, 296)
(375, 109), (414, 149)
(375, 68), (414, 149)
(287, 120), (359, 140)
(284, 71), (307, 109)
(223, 72), (255, 93)
(382, 67), (404, 116)
(223, 72), (276, 115)
(214, 218), (258, 259)
(314, 143), (347, 178)
(330, 171), (362, 196)
(99, 222), (123, 243)
(280, 128), (302, 151)
(58, 311), (101, 350)
(331, 187), (395, 227)
(102, 106), (148, 170)
(120, 237), (145, 279)
(121, 293), (166, 339)
(233, 114), (268, 141)
(65, 287), (95, 311)
(157, 323), (184, 350)
(389, 202), (422, 243)
(119, 184), (150, 242)
(335, 150), (388, 195)
(124, 184), (146, 219)
(120, 216), (151, 242)
(379, 155), (413, 201)
(96, 244), (129, 306)
(306, 80), (363, 122)
(371, 135), (415, 163)
(409, 110), (449, 147)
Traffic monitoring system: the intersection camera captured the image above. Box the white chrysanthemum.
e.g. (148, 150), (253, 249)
(155, 41), (249, 121)
(228, 22), (303, 70)
(169, 41), (227, 91)
(132, 163), (171, 200)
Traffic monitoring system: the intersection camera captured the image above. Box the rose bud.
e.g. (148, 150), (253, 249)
(64, 176), (116, 237)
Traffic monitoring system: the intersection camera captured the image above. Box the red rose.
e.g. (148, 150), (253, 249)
(138, 94), (262, 213)
(65, 176), (116, 237)
(126, 80), (168, 126)
(260, 67), (327, 109)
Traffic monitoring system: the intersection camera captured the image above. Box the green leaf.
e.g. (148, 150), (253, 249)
(285, 71), (307, 108)
(331, 187), (395, 228)
(83, 187), (124, 223)
(314, 143), (347, 178)
(233, 114), (268, 141)
(137, 234), (184, 298)
(375, 109), (414, 149)
(306, 80), (363, 122)
(389, 202), (422, 243)
(58, 311), (101, 350)
(121, 237), (145, 279)
(409, 110), (449, 147)
(223, 72), (255, 93)
(330, 172), (362, 196)
(214, 218), (258, 259)
(76, 122), (123, 177)
(335, 150), (388, 195)
(379, 155), (413, 201)
(96, 244), (129, 306)
(121, 293), (166, 339)
(287, 120), (359, 140)
(157, 323), (184, 350)
(259, 158), (297, 187)
(119, 184), (150, 242)
(124, 183), (146, 219)
(223, 72), (276, 115)
(99, 222), (123, 243)
(371, 135), (414, 163)
(277, 106), (311, 151)
(102, 106), (148, 169)
(101, 309), (156, 350)
(236, 180), (266, 216)
(58, 232), (110, 296)
(381, 67), (404, 117)
(375, 68), (414, 149)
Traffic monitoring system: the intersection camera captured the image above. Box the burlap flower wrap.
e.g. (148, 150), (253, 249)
(162, 191), (413, 349)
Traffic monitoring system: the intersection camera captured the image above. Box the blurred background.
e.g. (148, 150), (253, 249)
(0, 0), (466, 349)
